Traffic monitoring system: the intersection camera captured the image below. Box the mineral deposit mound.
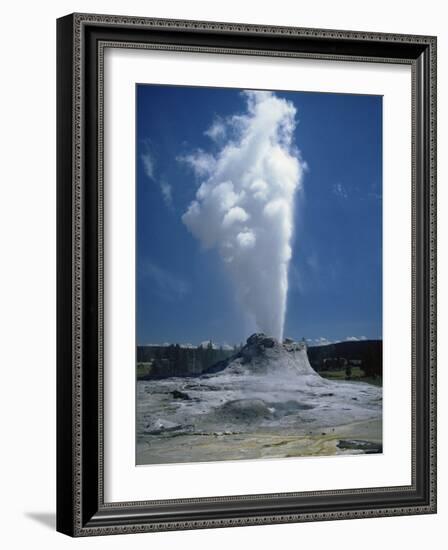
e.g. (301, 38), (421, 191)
(137, 334), (382, 464)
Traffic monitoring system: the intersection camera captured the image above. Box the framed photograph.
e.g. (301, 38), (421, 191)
(57, 13), (437, 536)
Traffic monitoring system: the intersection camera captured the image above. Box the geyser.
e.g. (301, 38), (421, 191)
(182, 91), (304, 340)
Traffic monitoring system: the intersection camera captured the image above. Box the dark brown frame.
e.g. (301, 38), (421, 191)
(57, 13), (437, 536)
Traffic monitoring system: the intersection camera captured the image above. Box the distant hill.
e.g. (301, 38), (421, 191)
(307, 340), (382, 377)
(137, 339), (382, 380)
(137, 343), (235, 379)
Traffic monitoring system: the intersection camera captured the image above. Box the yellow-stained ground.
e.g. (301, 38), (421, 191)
(137, 417), (382, 465)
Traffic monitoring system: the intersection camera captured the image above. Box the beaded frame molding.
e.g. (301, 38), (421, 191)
(56, 13), (437, 537)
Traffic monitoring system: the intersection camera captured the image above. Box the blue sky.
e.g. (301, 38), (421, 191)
(136, 85), (382, 346)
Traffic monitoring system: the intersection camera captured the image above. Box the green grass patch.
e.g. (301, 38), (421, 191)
(319, 366), (382, 386)
(137, 362), (153, 378)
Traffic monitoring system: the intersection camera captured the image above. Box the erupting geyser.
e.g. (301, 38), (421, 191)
(182, 91), (304, 341)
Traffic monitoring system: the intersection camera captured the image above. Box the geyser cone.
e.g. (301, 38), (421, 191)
(206, 333), (321, 380)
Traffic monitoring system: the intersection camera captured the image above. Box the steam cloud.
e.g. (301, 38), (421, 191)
(182, 91), (304, 341)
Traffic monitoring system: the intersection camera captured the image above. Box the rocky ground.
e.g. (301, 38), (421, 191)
(136, 334), (382, 465)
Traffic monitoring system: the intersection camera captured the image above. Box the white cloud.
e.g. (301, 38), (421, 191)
(310, 336), (370, 346)
(199, 340), (219, 349)
(181, 91), (304, 340)
(140, 260), (189, 301)
(315, 337), (332, 346)
(205, 117), (227, 142)
(368, 180), (382, 200)
(141, 150), (155, 180)
(141, 145), (173, 207)
(160, 181), (173, 207)
(178, 150), (216, 178)
(333, 182), (348, 199)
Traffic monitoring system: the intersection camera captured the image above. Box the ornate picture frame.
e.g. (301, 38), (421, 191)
(57, 13), (437, 536)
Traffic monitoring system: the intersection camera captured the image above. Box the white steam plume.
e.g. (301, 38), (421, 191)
(182, 91), (304, 341)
